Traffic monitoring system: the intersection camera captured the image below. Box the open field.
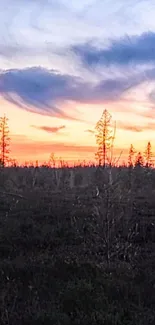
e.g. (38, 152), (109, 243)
(0, 165), (155, 324)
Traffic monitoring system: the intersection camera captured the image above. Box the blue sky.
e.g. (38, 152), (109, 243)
(1, 0), (155, 105)
(1, 0), (155, 163)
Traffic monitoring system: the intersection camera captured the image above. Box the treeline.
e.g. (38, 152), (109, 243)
(95, 109), (153, 168)
(0, 110), (154, 168)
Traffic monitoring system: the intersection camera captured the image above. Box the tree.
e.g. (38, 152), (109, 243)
(144, 141), (153, 167)
(135, 151), (144, 168)
(95, 109), (114, 167)
(49, 152), (56, 168)
(128, 144), (136, 167)
(0, 115), (10, 167)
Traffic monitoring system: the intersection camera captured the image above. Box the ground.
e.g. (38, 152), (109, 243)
(0, 165), (155, 324)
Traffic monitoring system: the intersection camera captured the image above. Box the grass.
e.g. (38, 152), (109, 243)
(0, 165), (155, 324)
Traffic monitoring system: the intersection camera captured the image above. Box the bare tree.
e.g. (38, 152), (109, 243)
(49, 152), (56, 168)
(0, 115), (10, 167)
(95, 109), (114, 167)
(144, 141), (153, 167)
(135, 151), (144, 168)
(128, 144), (136, 167)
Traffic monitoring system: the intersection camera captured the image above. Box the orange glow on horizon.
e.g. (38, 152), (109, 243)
(1, 94), (155, 166)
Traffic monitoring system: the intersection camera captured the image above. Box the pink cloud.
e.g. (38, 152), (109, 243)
(31, 125), (66, 133)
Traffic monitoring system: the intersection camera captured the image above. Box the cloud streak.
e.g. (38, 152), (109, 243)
(11, 139), (97, 156)
(0, 67), (87, 121)
(85, 129), (95, 134)
(72, 32), (155, 67)
(1, 65), (155, 113)
(31, 125), (66, 133)
(1, 64), (155, 122)
(117, 120), (155, 132)
(11, 136), (129, 159)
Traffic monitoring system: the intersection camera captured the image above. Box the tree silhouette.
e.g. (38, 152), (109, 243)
(0, 115), (10, 167)
(135, 151), (144, 168)
(49, 152), (56, 168)
(144, 141), (153, 167)
(95, 109), (114, 167)
(128, 144), (136, 167)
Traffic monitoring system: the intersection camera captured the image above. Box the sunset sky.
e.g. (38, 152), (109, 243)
(1, 0), (155, 164)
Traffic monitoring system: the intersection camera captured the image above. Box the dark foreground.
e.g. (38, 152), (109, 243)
(0, 166), (155, 324)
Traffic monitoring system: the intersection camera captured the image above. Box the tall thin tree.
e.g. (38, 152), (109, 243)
(0, 115), (10, 167)
(128, 144), (136, 167)
(144, 141), (153, 167)
(95, 109), (114, 167)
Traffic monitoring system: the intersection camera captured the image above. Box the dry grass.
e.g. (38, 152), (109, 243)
(0, 165), (155, 324)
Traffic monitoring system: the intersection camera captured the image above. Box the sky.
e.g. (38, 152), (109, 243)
(1, 0), (155, 164)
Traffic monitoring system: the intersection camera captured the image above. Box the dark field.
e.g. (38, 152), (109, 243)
(0, 165), (155, 324)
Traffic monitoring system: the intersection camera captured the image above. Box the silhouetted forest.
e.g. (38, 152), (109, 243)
(0, 111), (155, 324)
(0, 110), (154, 168)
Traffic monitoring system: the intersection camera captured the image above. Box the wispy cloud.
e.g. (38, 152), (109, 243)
(31, 124), (66, 133)
(11, 135), (129, 161)
(117, 120), (155, 132)
(1, 66), (155, 118)
(117, 121), (143, 132)
(72, 32), (155, 68)
(0, 67), (87, 120)
(85, 129), (95, 134)
(11, 138), (97, 156)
